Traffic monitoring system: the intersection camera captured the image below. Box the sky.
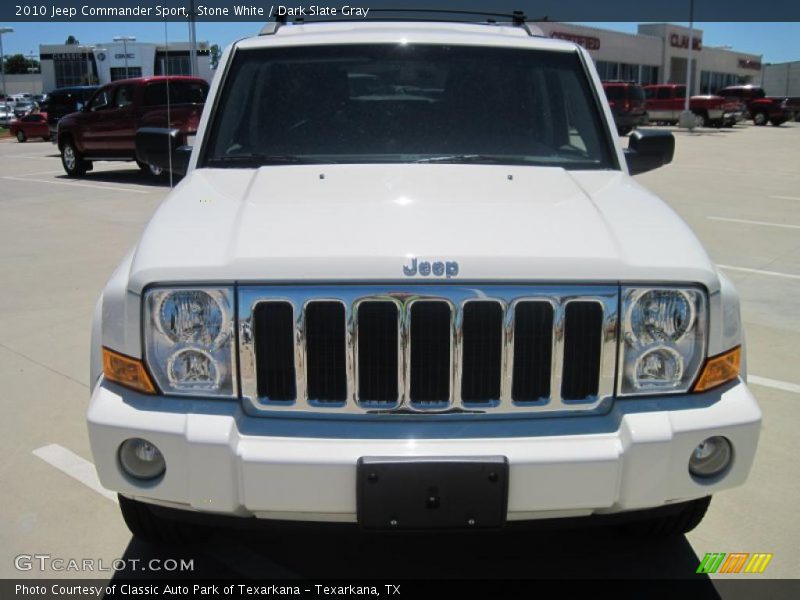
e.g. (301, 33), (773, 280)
(0, 21), (798, 64)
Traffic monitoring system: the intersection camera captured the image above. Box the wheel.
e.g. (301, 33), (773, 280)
(693, 112), (707, 128)
(753, 112), (768, 126)
(60, 139), (88, 177)
(118, 494), (208, 545)
(42, 134), (51, 141)
(16, 130), (26, 142)
(617, 126), (632, 136)
(621, 496), (711, 538)
(710, 119), (723, 128)
(137, 160), (167, 179)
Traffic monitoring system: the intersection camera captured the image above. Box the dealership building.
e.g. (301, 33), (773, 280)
(38, 40), (212, 91)
(27, 23), (764, 95)
(536, 22), (762, 93)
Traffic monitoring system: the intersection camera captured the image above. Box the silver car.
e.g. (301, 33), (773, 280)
(0, 105), (15, 127)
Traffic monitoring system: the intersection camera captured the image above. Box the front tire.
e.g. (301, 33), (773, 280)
(60, 140), (88, 177)
(118, 494), (208, 545)
(621, 496), (711, 538)
(16, 130), (26, 142)
(753, 112), (768, 126)
(137, 160), (167, 179)
(693, 112), (707, 128)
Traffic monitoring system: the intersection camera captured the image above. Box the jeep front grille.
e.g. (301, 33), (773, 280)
(239, 285), (618, 415)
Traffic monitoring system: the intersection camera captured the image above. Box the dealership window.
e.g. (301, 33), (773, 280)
(595, 60), (659, 84)
(110, 67), (143, 81)
(640, 65), (659, 85)
(54, 57), (94, 88)
(595, 61), (618, 80)
(155, 53), (192, 76)
(700, 71), (749, 94)
(618, 63), (638, 82)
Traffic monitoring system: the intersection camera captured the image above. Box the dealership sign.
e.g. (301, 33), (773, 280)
(550, 32), (601, 51)
(738, 58), (762, 70)
(670, 33), (703, 51)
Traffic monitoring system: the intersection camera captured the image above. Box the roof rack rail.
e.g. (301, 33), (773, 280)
(259, 9), (547, 36)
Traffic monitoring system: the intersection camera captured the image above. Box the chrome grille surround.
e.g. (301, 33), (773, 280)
(238, 285), (619, 416)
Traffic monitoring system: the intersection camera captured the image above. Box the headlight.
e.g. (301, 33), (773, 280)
(619, 287), (707, 396)
(144, 287), (236, 397)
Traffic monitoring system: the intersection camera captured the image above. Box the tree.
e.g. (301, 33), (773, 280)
(209, 44), (221, 70)
(3, 54), (40, 75)
(65, 35), (80, 45)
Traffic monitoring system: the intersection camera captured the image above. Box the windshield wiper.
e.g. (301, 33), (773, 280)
(414, 154), (509, 164)
(206, 153), (316, 167)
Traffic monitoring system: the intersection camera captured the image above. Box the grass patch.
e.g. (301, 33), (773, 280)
(0, 126), (10, 138)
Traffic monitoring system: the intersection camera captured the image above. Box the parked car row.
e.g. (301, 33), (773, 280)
(3, 78), (208, 182)
(600, 81), (794, 134)
(55, 76), (208, 178)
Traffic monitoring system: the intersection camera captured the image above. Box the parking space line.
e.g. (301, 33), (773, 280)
(33, 444), (118, 503)
(0, 154), (61, 160)
(707, 216), (800, 230)
(2, 175), (149, 194)
(749, 375), (800, 395)
(717, 264), (800, 281)
(769, 195), (800, 202)
(11, 169), (68, 177)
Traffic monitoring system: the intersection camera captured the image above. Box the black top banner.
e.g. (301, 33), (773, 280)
(2, 0), (800, 22)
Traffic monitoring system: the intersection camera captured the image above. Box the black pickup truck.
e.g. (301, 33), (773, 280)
(41, 86), (98, 140)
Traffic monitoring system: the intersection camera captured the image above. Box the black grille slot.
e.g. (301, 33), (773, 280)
(305, 302), (347, 402)
(357, 302), (399, 403)
(410, 301), (451, 403)
(512, 302), (554, 402)
(561, 302), (603, 400)
(254, 302), (297, 401)
(461, 302), (503, 403)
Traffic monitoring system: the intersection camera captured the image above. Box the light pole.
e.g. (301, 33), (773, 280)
(26, 51), (38, 98)
(0, 27), (14, 101)
(679, 0), (696, 129)
(113, 36), (136, 79)
(188, 0), (198, 76)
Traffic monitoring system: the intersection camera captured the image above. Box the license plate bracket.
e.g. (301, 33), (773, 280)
(357, 456), (508, 530)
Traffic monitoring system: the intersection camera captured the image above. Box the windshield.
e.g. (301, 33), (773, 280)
(203, 44), (616, 169)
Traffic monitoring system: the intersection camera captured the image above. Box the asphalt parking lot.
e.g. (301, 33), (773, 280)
(0, 123), (798, 585)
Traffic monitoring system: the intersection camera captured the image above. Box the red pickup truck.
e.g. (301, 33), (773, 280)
(57, 76), (208, 177)
(716, 85), (791, 126)
(643, 84), (728, 128)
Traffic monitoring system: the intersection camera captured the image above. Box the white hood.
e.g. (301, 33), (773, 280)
(128, 164), (719, 293)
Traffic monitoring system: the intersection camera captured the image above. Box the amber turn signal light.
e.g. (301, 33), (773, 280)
(102, 347), (157, 394)
(694, 346), (741, 393)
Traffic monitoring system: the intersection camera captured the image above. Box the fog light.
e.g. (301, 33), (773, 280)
(118, 438), (166, 481)
(689, 436), (732, 479)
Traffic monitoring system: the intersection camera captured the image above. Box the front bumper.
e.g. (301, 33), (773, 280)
(88, 378), (761, 523)
(724, 111), (745, 123)
(612, 112), (649, 128)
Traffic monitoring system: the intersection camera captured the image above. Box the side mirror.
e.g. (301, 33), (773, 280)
(624, 129), (675, 175)
(135, 127), (192, 177)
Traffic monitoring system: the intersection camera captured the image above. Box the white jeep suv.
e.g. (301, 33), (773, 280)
(88, 16), (761, 543)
